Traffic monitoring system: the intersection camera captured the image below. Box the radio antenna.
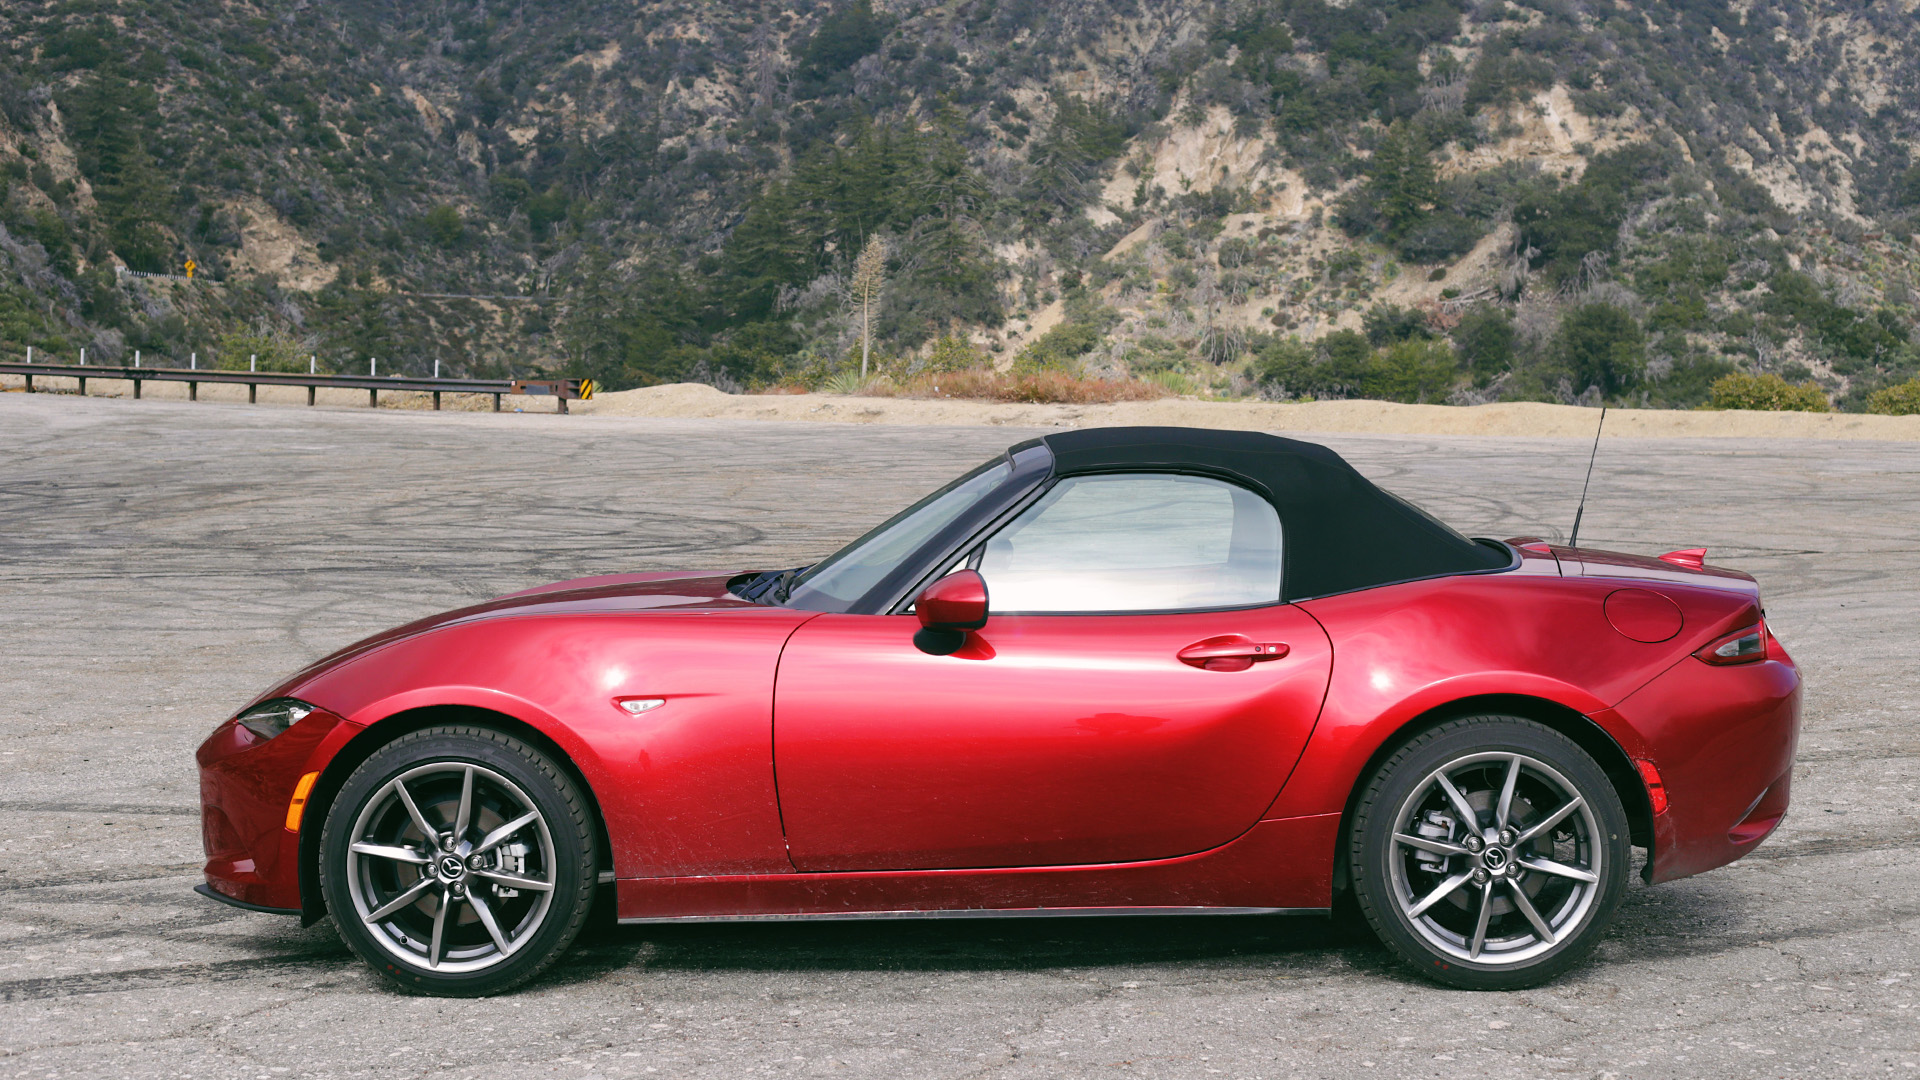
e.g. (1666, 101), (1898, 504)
(1568, 406), (1607, 548)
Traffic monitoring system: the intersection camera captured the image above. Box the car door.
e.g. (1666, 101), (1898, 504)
(772, 471), (1334, 873)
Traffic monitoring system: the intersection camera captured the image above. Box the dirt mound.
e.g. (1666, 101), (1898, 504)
(577, 384), (1920, 440)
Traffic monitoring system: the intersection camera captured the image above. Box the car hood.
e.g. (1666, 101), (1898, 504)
(247, 571), (754, 710)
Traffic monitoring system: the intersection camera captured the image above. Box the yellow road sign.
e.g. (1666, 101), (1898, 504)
(579, 378), (596, 400)
(184, 259), (196, 279)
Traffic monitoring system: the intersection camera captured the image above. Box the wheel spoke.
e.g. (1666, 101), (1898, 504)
(467, 889), (513, 956)
(1516, 796), (1585, 844)
(474, 869), (553, 893)
(1395, 832), (1470, 858)
(474, 811), (540, 855)
(1518, 856), (1598, 884)
(351, 842), (428, 865)
(1434, 772), (1482, 833)
(454, 765), (475, 838)
(393, 778), (437, 840)
(429, 892), (450, 968)
(1406, 870), (1474, 919)
(1507, 879), (1557, 944)
(1468, 879), (1494, 959)
(1495, 755), (1521, 832)
(363, 876), (436, 923)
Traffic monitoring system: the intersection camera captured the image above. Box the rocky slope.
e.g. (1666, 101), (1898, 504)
(1, 0), (1916, 408)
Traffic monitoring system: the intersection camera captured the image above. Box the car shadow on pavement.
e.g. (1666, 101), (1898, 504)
(546, 909), (1389, 985)
(533, 875), (1753, 990)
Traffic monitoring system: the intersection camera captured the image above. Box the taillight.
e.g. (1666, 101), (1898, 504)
(1695, 622), (1767, 665)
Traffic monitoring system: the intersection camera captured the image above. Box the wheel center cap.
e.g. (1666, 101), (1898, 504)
(439, 855), (466, 880)
(1482, 845), (1509, 871)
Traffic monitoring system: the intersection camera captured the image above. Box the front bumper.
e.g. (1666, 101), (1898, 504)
(195, 705), (349, 912)
(1602, 641), (1802, 884)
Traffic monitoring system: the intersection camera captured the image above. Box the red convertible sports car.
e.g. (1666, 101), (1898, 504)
(196, 427), (1800, 994)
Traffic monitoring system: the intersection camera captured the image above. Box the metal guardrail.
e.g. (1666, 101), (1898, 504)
(0, 362), (590, 414)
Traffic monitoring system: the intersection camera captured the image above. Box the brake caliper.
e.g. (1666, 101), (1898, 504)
(1413, 810), (1456, 874)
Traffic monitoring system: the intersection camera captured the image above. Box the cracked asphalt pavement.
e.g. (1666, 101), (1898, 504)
(2, 392), (1917, 1079)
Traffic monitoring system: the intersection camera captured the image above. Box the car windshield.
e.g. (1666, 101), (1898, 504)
(782, 456), (1013, 612)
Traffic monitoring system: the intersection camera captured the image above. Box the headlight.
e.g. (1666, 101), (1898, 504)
(235, 698), (315, 742)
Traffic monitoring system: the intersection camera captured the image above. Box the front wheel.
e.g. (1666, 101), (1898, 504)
(1350, 716), (1630, 990)
(320, 725), (598, 996)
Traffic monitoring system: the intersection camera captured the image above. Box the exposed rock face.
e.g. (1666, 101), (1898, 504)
(1, 0), (1915, 407)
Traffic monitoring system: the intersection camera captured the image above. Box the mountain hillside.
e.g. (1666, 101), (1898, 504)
(3, 0), (1918, 409)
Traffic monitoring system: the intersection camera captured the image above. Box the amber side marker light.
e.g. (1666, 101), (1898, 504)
(285, 771), (320, 832)
(1694, 622), (1768, 665)
(1635, 759), (1669, 815)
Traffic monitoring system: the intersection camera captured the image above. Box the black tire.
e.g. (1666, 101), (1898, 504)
(1349, 715), (1630, 990)
(320, 725), (598, 996)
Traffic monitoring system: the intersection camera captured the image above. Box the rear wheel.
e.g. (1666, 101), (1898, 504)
(1350, 715), (1629, 990)
(320, 725), (597, 996)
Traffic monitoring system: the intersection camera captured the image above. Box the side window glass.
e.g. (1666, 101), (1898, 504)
(976, 473), (1282, 613)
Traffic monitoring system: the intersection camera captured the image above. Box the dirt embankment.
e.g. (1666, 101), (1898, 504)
(575, 383), (1920, 440)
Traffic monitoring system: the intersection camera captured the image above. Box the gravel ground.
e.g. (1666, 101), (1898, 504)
(1, 392), (1916, 1080)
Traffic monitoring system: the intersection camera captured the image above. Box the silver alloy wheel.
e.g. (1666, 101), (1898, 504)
(345, 761), (557, 973)
(1387, 751), (1602, 966)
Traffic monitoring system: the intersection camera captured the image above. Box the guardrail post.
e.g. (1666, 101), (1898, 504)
(307, 386), (315, 406)
(432, 390), (441, 410)
(369, 387), (377, 408)
(249, 383), (257, 404)
(492, 393), (501, 412)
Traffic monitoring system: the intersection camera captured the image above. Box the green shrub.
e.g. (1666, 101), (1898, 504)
(1125, 335), (1190, 375)
(422, 204), (463, 246)
(1557, 303), (1646, 397)
(917, 334), (987, 374)
(1395, 211), (1484, 264)
(1363, 338), (1459, 403)
(1250, 331), (1462, 403)
(1015, 324), (1100, 370)
(214, 325), (310, 372)
(1865, 379), (1920, 415)
(1706, 372), (1829, 412)
(1362, 304), (1429, 345)
(1452, 306), (1515, 383)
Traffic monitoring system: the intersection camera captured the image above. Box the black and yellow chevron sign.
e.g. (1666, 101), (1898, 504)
(578, 378), (596, 400)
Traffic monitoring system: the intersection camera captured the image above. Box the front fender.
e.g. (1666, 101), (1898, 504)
(287, 609), (814, 883)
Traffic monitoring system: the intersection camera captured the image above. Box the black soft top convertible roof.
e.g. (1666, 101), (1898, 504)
(1038, 427), (1509, 601)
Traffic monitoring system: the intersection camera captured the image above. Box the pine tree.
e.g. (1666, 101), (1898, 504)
(1367, 122), (1440, 241)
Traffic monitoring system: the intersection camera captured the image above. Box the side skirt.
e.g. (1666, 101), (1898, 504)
(614, 814), (1343, 923)
(620, 905), (1329, 925)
